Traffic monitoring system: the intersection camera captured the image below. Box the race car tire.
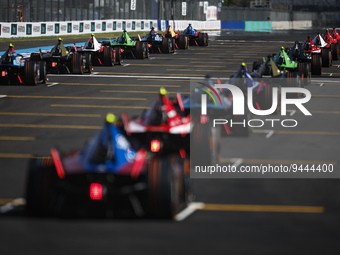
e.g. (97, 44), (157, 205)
(161, 37), (171, 53)
(38, 61), (47, 84)
(24, 60), (37, 86)
(321, 48), (331, 67)
(103, 46), (114, 66)
(113, 47), (122, 65)
(147, 154), (184, 219)
(135, 41), (145, 59)
(178, 35), (188, 50)
(311, 54), (322, 75)
(26, 157), (57, 216)
(298, 62), (311, 86)
(198, 32), (208, 46)
(332, 43), (339, 61)
(85, 53), (92, 73)
(72, 52), (84, 74)
(30, 52), (42, 62)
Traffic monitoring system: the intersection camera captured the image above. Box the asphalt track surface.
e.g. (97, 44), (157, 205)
(1, 31), (340, 254)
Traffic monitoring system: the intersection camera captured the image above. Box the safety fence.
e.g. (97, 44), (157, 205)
(0, 19), (221, 38)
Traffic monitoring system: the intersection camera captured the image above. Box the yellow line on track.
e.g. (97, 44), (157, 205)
(0, 136), (35, 141)
(166, 69), (232, 72)
(6, 95), (146, 101)
(100, 90), (190, 94)
(137, 78), (190, 82)
(0, 153), (51, 159)
(126, 63), (226, 68)
(220, 158), (337, 166)
(0, 123), (101, 130)
(179, 52), (260, 55)
(0, 153), (35, 159)
(253, 130), (340, 136)
(190, 61), (224, 64)
(0, 112), (101, 117)
(59, 82), (181, 87)
(312, 95), (340, 98)
(0, 198), (18, 204)
(50, 104), (149, 109)
(310, 111), (340, 114)
(98, 72), (206, 77)
(200, 203), (324, 213)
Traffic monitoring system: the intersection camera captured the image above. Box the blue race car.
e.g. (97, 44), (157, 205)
(230, 62), (281, 114)
(0, 44), (46, 85)
(25, 114), (189, 219)
(139, 27), (175, 54)
(176, 24), (209, 49)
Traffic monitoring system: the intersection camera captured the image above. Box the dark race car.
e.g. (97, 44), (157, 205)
(303, 36), (322, 75)
(101, 30), (148, 59)
(312, 33), (332, 67)
(175, 24), (209, 49)
(139, 27), (175, 54)
(253, 47), (309, 87)
(30, 38), (92, 74)
(0, 43), (46, 85)
(25, 114), (190, 219)
(230, 63), (282, 113)
(69, 34), (123, 66)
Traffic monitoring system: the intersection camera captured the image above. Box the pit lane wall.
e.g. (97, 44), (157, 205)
(0, 19), (221, 39)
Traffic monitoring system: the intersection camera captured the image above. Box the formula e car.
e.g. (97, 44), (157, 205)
(30, 38), (92, 74)
(0, 44), (46, 85)
(101, 30), (148, 59)
(68, 34), (122, 66)
(303, 36), (322, 75)
(176, 24), (209, 49)
(252, 49), (305, 88)
(122, 88), (190, 156)
(25, 114), (190, 219)
(139, 27), (175, 54)
(323, 29), (338, 61)
(285, 42), (312, 83)
(312, 33), (332, 67)
(231, 62), (282, 112)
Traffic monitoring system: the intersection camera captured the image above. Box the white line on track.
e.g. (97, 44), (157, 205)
(174, 202), (205, 221)
(47, 74), (208, 80)
(122, 64), (130, 67)
(311, 79), (340, 83)
(232, 158), (243, 168)
(47, 83), (59, 87)
(0, 95), (7, 99)
(0, 198), (25, 214)
(290, 110), (296, 116)
(266, 130), (274, 139)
